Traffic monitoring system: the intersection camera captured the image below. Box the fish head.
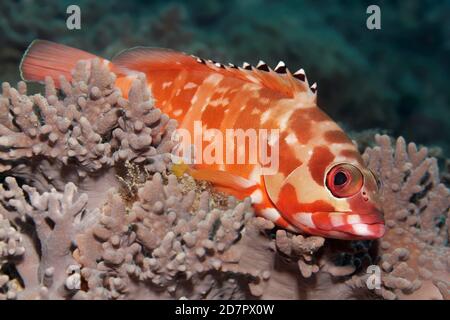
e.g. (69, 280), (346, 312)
(265, 119), (385, 240)
(274, 157), (385, 240)
(321, 161), (385, 239)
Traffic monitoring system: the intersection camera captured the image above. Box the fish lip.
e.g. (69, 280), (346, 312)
(344, 210), (384, 225)
(347, 222), (386, 239)
(326, 223), (386, 240)
(321, 211), (385, 239)
(328, 221), (385, 240)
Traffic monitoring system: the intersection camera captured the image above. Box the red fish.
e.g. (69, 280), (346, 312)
(20, 40), (385, 240)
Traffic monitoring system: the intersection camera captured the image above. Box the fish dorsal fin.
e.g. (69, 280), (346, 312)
(112, 47), (202, 74)
(112, 47), (316, 98)
(230, 60), (314, 97)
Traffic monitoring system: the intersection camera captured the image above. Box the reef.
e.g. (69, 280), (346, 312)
(0, 60), (448, 300)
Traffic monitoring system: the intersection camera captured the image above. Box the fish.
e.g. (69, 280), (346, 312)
(20, 40), (385, 240)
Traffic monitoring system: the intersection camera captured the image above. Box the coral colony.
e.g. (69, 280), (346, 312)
(0, 60), (449, 300)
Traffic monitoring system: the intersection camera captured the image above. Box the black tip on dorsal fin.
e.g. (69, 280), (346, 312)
(214, 61), (225, 69)
(195, 57), (206, 64)
(228, 63), (238, 69)
(310, 82), (317, 93)
(207, 59), (225, 69)
(274, 61), (287, 73)
(256, 60), (270, 72)
(190, 54), (207, 65)
(293, 68), (306, 81)
(242, 62), (252, 70)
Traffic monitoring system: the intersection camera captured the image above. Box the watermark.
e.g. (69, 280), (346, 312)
(172, 121), (280, 175)
(366, 5), (381, 30)
(66, 5), (81, 30)
(366, 265), (381, 289)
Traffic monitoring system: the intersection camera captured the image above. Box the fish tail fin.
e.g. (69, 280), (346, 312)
(20, 40), (104, 86)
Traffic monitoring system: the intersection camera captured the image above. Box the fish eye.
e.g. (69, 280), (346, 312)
(334, 171), (348, 186)
(326, 164), (363, 198)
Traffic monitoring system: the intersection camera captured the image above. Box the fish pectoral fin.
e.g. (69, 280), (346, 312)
(187, 167), (257, 192)
(171, 163), (256, 198)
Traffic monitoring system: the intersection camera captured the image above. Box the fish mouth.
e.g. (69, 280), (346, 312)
(311, 211), (385, 240)
(338, 222), (386, 240)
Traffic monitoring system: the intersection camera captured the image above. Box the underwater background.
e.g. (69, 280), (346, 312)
(1, 0), (449, 158)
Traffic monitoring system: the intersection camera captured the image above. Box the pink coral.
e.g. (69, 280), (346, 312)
(348, 135), (450, 300)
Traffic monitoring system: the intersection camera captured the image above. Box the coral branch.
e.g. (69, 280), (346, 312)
(355, 135), (450, 299)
